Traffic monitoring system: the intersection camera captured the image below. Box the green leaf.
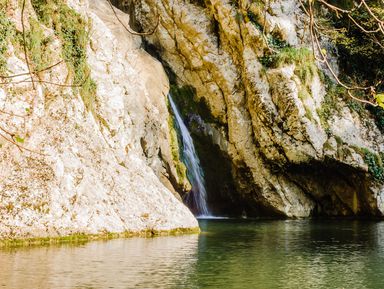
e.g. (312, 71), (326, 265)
(376, 94), (384, 108)
(321, 49), (327, 56)
(15, 136), (24, 143)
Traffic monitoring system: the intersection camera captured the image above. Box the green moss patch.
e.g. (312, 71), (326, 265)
(353, 147), (384, 182)
(0, 227), (200, 249)
(260, 47), (317, 86)
(362, 149), (384, 182)
(167, 113), (188, 183)
(317, 82), (346, 127)
(25, 17), (53, 72)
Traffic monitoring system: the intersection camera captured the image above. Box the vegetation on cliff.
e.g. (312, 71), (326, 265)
(0, 0), (97, 154)
(302, 0), (383, 106)
(31, 0), (96, 110)
(0, 10), (14, 73)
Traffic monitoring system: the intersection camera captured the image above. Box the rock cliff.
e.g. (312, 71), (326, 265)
(0, 0), (197, 239)
(134, 0), (384, 217)
(1, 0), (384, 241)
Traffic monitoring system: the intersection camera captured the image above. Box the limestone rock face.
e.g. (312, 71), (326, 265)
(0, 0), (197, 239)
(135, 0), (384, 217)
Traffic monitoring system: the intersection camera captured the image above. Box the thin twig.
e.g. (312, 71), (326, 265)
(0, 72), (90, 87)
(0, 131), (46, 155)
(303, 1), (379, 107)
(348, 14), (380, 34)
(361, 0), (384, 27)
(16, 77), (89, 88)
(0, 122), (46, 156)
(347, 90), (377, 106)
(0, 61), (64, 79)
(0, 126), (15, 138)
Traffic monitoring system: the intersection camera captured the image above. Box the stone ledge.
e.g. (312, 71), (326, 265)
(0, 227), (201, 249)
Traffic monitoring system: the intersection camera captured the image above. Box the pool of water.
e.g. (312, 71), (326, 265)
(2, 219), (384, 288)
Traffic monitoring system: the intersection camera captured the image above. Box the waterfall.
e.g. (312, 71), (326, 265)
(168, 95), (210, 217)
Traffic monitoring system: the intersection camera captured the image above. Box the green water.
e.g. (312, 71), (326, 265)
(2, 219), (384, 288)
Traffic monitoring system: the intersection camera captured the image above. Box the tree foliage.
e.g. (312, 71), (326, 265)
(301, 0), (384, 107)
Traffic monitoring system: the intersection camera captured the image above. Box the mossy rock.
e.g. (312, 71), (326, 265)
(0, 227), (200, 249)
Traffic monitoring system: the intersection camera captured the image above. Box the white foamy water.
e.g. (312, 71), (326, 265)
(168, 95), (210, 217)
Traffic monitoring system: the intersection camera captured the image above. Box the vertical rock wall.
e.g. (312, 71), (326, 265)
(134, 0), (384, 217)
(0, 0), (197, 239)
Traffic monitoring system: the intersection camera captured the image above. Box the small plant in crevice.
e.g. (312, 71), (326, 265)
(188, 0), (207, 8)
(361, 149), (384, 182)
(247, 10), (263, 31)
(260, 47), (317, 83)
(267, 34), (289, 50)
(368, 106), (384, 133)
(347, 100), (365, 115)
(229, 0), (239, 9)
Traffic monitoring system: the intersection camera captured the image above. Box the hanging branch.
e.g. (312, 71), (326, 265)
(317, 0), (384, 39)
(106, 0), (160, 36)
(0, 130), (46, 155)
(361, 0), (384, 34)
(303, 0), (383, 107)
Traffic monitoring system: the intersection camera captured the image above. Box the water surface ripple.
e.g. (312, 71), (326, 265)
(2, 219), (384, 289)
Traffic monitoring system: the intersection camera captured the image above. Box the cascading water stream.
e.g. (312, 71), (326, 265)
(168, 95), (210, 217)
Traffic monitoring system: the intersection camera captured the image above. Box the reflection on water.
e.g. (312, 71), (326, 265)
(0, 235), (198, 289)
(2, 219), (384, 288)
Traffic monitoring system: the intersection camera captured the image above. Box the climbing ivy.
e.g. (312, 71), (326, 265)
(360, 148), (384, 181)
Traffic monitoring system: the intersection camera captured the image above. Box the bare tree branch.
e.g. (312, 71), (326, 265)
(305, 0), (382, 106)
